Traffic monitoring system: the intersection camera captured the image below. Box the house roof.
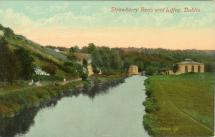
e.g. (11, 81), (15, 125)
(177, 59), (203, 65)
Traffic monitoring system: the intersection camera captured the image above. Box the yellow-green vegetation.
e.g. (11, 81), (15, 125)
(0, 74), (124, 118)
(0, 81), (84, 118)
(143, 73), (214, 136)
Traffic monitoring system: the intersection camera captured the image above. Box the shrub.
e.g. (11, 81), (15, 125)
(81, 73), (88, 81)
(145, 66), (159, 75)
(143, 114), (160, 135)
(42, 64), (57, 75)
(143, 98), (158, 113)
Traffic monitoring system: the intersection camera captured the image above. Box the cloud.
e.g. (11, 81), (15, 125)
(0, 9), (35, 33)
(1, 2), (215, 31)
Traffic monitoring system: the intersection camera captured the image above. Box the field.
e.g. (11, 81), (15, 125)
(143, 73), (214, 136)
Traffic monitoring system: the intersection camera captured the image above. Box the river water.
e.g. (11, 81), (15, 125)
(1, 76), (149, 137)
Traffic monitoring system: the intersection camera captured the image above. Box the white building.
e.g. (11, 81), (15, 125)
(34, 68), (50, 76)
(54, 48), (61, 52)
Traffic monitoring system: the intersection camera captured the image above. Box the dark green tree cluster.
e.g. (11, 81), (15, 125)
(91, 47), (123, 74)
(81, 43), (96, 54)
(0, 37), (34, 83)
(63, 61), (88, 80)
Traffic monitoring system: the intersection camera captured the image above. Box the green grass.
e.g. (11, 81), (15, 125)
(0, 74), (125, 118)
(143, 73), (214, 136)
(0, 81), (83, 118)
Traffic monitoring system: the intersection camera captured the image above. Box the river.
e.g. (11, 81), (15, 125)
(0, 76), (149, 137)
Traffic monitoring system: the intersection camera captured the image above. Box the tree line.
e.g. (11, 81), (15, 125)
(70, 44), (215, 75)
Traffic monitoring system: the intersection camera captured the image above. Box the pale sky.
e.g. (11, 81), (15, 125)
(0, 1), (215, 50)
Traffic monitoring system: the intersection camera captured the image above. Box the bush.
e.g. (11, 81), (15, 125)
(42, 64), (57, 75)
(143, 77), (160, 136)
(145, 66), (159, 75)
(143, 98), (158, 113)
(143, 114), (160, 135)
(81, 73), (88, 81)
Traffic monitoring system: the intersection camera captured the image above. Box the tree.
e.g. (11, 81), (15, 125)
(145, 66), (159, 75)
(63, 61), (83, 77)
(81, 43), (96, 53)
(87, 43), (96, 53)
(15, 48), (34, 80)
(91, 47), (123, 74)
(82, 59), (88, 67)
(4, 27), (14, 37)
(81, 72), (88, 81)
(173, 64), (179, 73)
(69, 46), (79, 53)
(110, 50), (122, 70)
(0, 38), (21, 83)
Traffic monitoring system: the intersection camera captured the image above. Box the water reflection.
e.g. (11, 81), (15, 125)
(0, 79), (124, 137)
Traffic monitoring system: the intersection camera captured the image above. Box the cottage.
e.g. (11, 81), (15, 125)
(165, 59), (204, 75)
(128, 65), (139, 75)
(176, 59), (204, 74)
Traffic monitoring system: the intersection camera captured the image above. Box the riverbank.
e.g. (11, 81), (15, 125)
(0, 74), (126, 118)
(143, 73), (214, 136)
(0, 75), (149, 137)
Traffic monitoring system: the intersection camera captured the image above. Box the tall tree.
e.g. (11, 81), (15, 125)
(15, 47), (34, 80)
(0, 38), (21, 83)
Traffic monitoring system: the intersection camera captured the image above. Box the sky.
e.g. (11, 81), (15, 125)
(0, 1), (215, 50)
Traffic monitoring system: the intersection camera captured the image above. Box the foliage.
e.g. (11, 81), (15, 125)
(0, 81), (83, 117)
(0, 38), (21, 83)
(63, 61), (83, 77)
(15, 47), (34, 80)
(143, 98), (158, 113)
(69, 46), (80, 53)
(91, 47), (122, 74)
(41, 64), (57, 76)
(143, 114), (160, 135)
(119, 48), (215, 75)
(81, 73), (88, 81)
(81, 43), (96, 53)
(145, 66), (159, 75)
(172, 64), (179, 73)
(82, 59), (88, 67)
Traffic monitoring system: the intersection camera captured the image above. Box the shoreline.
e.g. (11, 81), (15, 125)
(0, 74), (126, 119)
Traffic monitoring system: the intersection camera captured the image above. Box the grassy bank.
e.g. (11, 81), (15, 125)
(143, 73), (214, 136)
(0, 74), (125, 118)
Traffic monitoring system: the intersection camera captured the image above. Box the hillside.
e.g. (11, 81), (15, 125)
(0, 24), (73, 77)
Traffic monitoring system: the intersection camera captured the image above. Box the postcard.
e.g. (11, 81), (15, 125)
(0, 1), (214, 137)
